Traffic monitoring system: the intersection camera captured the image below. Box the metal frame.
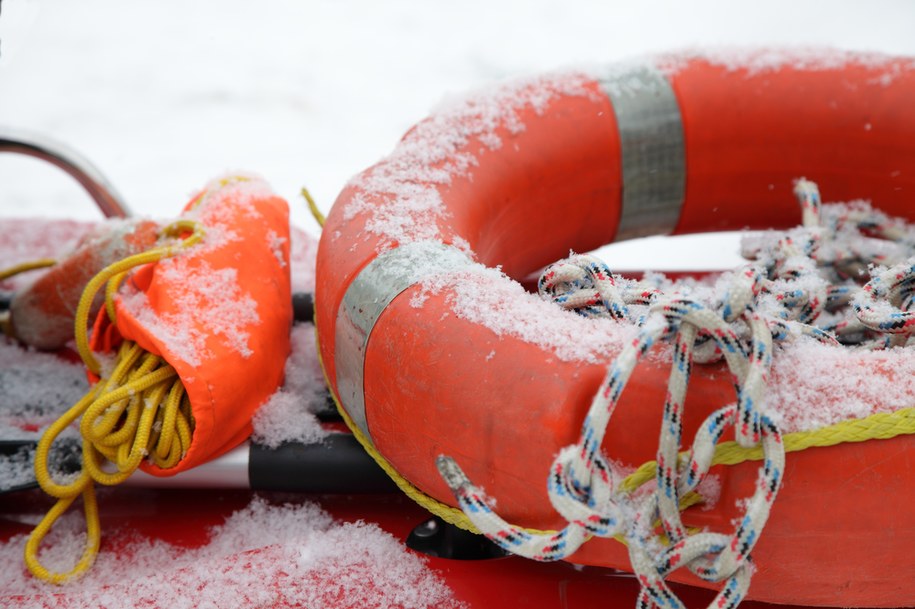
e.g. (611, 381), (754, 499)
(0, 127), (132, 218)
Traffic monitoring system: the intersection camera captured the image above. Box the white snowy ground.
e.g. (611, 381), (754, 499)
(2, 0), (915, 269)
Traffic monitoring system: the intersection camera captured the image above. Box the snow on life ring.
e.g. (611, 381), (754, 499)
(316, 51), (915, 607)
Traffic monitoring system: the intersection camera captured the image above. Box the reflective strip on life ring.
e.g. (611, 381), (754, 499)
(599, 64), (685, 240)
(336, 241), (474, 443)
(316, 51), (915, 607)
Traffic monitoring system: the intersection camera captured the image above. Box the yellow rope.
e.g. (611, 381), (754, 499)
(618, 407), (915, 494)
(25, 220), (202, 584)
(0, 259), (58, 337)
(74, 219), (203, 375)
(0, 258), (57, 281)
(301, 187), (325, 228)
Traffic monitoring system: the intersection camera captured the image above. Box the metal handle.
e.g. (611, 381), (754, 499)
(0, 127), (132, 218)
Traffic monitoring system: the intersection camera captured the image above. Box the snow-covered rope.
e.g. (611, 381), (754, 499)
(438, 179), (915, 609)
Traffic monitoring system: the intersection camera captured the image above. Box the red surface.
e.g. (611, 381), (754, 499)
(0, 487), (842, 609)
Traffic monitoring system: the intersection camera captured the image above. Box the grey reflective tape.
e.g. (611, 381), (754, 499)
(334, 241), (475, 445)
(600, 65), (686, 240)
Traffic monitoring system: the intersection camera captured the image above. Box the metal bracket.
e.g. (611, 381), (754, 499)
(0, 127), (132, 218)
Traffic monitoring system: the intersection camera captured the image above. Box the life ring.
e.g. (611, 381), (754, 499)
(316, 51), (915, 607)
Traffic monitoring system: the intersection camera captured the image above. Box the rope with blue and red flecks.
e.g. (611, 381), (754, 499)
(437, 178), (915, 609)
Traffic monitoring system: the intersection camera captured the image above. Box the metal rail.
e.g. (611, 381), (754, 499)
(0, 127), (132, 218)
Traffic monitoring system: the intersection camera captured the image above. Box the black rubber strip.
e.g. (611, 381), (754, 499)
(248, 433), (396, 493)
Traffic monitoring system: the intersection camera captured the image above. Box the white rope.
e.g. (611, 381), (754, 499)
(438, 179), (915, 609)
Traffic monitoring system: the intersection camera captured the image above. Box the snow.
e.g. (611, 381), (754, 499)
(768, 337), (915, 431)
(117, 179), (283, 366)
(342, 73), (593, 249)
(120, 262), (259, 367)
(290, 225), (318, 294)
(413, 263), (637, 364)
(251, 323), (329, 448)
(0, 336), (88, 439)
(0, 219), (93, 292)
(0, 496), (465, 609)
(657, 46), (915, 78)
(0, 443), (34, 491)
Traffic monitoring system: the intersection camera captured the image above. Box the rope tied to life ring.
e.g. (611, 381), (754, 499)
(438, 179), (915, 609)
(23, 218), (204, 584)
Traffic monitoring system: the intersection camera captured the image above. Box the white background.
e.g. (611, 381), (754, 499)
(1, 0), (914, 269)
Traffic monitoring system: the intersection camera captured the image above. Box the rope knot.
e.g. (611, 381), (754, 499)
(538, 254), (630, 320)
(547, 445), (621, 538)
(853, 260), (915, 347)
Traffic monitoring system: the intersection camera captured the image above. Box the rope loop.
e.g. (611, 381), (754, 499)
(853, 260), (915, 347)
(547, 445), (621, 538)
(539, 254), (633, 320)
(437, 455), (612, 561)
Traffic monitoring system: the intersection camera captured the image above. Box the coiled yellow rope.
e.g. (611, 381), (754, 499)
(24, 219), (203, 584)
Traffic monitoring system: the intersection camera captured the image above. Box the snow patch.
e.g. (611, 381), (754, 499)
(0, 496), (465, 609)
(252, 323), (329, 448)
(119, 261), (259, 367)
(412, 262), (635, 364)
(656, 46), (915, 80)
(0, 337), (89, 439)
(343, 72), (593, 249)
(265, 229), (288, 269)
(767, 338), (915, 433)
(289, 225), (318, 294)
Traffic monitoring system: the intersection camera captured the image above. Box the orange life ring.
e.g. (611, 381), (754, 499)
(316, 51), (915, 607)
